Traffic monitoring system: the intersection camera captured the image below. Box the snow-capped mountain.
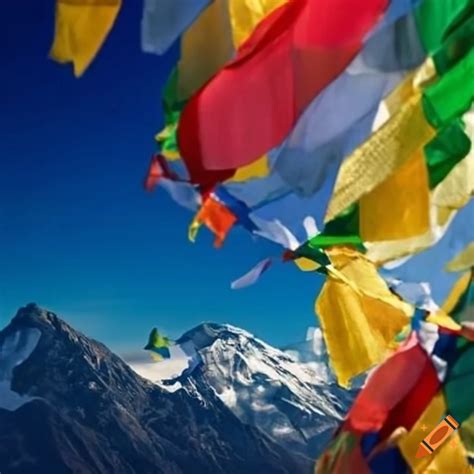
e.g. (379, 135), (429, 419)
(131, 323), (355, 461)
(0, 304), (311, 474)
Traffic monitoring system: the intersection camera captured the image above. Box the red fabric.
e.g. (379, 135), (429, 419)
(178, 0), (388, 185)
(379, 360), (439, 439)
(344, 337), (432, 434)
(144, 155), (163, 191)
(196, 197), (237, 248)
(144, 154), (181, 191)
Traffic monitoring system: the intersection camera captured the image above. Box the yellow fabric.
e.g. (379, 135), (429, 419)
(154, 126), (180, 160)
(229, 155), (270, 182)
(446, 243), (474, 273)
(399, 393), (470, 474)
(461, 414), (474, 461)
(360, 150), (430, 241)
(188, 219), (202, 243)
(228, 0), (287, 46)
(177, 0), (288, 100)
(432, 157), (474, 210)
(442, 272), (472, 315)
(433, 110), (474, 209)
(426, 310), (462, 331)
(315, 247), (412, 387)
(50, 0), (121, 78)
(326, 94), (435, 222)
(178, 0), (234, 100)
(294, 257), (321, 272)
(365, 145), (473, 266)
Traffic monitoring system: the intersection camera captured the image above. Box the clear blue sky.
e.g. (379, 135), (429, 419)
(0, 1), (323, 352)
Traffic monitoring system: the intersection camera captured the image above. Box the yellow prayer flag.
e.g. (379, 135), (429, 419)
(398, 392), (470, 474)
(177, 0), (234, 100)
(50, 0), (121, 78)
(360, 150), (430, 241)
(228, 155), (270, 182)
(294, 257), (320, 272)
(326, 95), (435, 222)
(442, 272), (472, 315)
(228, 0), (287, 46)
(446, 243), (474, 273)
(365, 138), (473, 266)
(315, 247), (412, 388)
(426, 310), (462, 331)
(326, 59), (437, 223)
(177, 0), (288, 100)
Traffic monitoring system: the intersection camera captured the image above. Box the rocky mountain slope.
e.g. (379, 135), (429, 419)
(132, 323), (355, 460)
(0, 304), (311, 474)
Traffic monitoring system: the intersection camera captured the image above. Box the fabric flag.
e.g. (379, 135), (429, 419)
(231, 258), (272, 290)
(325, 64), (436, 222)
(177, 0), (389, 183)
(177, 0), (234, 101)
(315, 247), (412, 387)
(365, 155), (474, 269)
(273, 2), (425, 198)
(228, 0), (288, 47)
(143, 154), (180, 191)
(50, 0), (122, 77)
(398, 392), (471, 474)
(141, 0), (210, 55)
(424, 118), (472, 190)
(189, 196), (237, 248)
(380, 199), (474, 305)
(317, 274), (474, 473)
(359, 149), (430, 241)
(446, 243), (474, 273)
(144, 328), (172, 361)
(423, 49), (474, 129)
(160, 0), (288, 161)
(159, 178), (201, 212)
(178, 0), (288, 101)
(443, 271), (474, 325)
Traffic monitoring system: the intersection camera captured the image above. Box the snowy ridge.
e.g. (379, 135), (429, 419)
(133, 322), (355, 460)
(0, 328), (41, 411)
(0, 304), (310, 474)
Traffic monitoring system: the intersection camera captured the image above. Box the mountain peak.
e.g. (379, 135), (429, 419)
(1, 306), (310, 474)
(177, 321), (254, 350)
(11, 303), (60, 328)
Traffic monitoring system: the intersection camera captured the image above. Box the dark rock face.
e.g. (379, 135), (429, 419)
(0, 304), (311, 474)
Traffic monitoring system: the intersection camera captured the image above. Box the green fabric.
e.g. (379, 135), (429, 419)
(305, 205), (364, 251)
(323, 204), (360, 237)
(433, 6), (474, 74)
(422, 48), (474, 129)
(293, 244), (331, 268)
(144, 328), (171, 350)
(415, 0), (472, 54)
(308, 234), (364, 249)
(444, 342), (474, 423)
(450, 276), (474, 323)
(156, 68), (186, 156)
(424, 118), (472, 189)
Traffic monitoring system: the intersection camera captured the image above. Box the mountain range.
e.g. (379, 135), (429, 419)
(0, 304), (354, 473)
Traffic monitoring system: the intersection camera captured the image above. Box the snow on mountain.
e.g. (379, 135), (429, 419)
(0, 327), (41, 410)
(131, 323), (355, 461)
(0, 304), (311, 474)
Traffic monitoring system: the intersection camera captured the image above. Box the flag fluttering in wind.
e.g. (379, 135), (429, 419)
(46, 0), (473, 471)
(144, 328), (172, 362)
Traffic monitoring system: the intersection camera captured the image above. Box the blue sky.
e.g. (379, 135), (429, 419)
(0, 1), (323, 352)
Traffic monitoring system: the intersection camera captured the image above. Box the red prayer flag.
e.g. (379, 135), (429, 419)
(195, 197), (237, 248)
(178, 0), (388, 185)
